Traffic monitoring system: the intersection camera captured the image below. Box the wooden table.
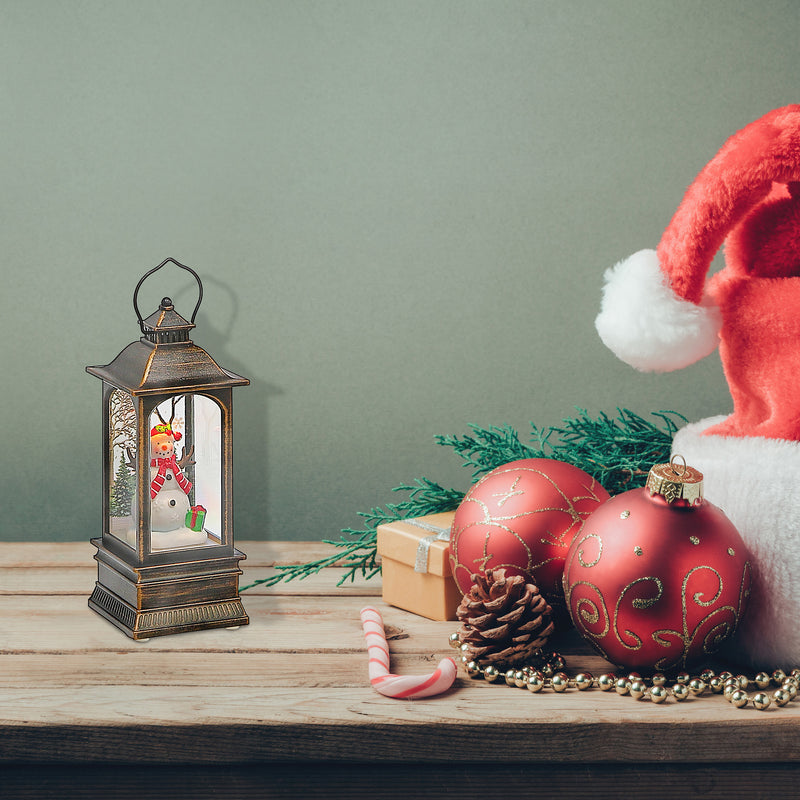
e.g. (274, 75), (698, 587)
(2, 541), (799, 799)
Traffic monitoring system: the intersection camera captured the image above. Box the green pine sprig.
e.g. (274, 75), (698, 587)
(240, 477), (463, 590)
(541, 408), (686, 494)
(434, 423), (545, 481)
(241, 408), (686, 589)
(432, 408), (685, 495)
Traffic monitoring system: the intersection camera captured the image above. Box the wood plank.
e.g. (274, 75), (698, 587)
(0, 541), (357, 569)
(3, 674), (799, 729)
(3, 763), (800, 800)
(0, 592), (763, 675)
(0, 595), (439, 653)
(0, 651), (433, 688)
(1, 684), (800, 764)
(0, 566), (381, 596)
(3, 540), (800, 792)
(0, 541), (98, 568)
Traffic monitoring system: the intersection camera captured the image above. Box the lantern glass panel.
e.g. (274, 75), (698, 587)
(148, 393), (222, 552)
(108, 389), (138, 549)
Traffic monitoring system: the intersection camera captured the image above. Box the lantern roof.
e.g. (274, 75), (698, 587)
(86, 297), (249, 395)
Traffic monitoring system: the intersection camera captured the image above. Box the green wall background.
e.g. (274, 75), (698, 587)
(2, 1), (797, 542)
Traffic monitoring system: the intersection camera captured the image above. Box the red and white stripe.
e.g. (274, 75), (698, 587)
(360, 606), (457, 700)
(149, 457), (192, 500)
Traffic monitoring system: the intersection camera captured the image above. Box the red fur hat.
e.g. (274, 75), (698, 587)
(596, 105), (800, 440)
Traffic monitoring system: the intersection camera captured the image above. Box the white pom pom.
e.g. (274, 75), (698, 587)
(595, 249), (722, 372)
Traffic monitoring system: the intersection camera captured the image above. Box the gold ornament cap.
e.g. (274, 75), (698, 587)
(646, 454), (704, 506)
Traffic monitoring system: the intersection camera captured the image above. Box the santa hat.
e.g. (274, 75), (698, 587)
(596, 105), (800, 369)
(596, 105), (800, 440)
(597, 106), (800, 667)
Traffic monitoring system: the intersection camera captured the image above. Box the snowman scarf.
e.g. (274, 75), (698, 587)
(150, 455), (192, 500)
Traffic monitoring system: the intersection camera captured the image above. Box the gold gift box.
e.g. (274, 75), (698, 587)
(376, 511), (461, 621)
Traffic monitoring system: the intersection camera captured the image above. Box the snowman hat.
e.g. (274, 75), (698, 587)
(596, 104), (800, 373)
(150, 422), (182, 441)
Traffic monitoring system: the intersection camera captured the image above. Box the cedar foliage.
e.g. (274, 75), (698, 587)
(240, 408), (685, 589)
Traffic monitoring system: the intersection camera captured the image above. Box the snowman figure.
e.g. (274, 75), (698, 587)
(149, 422), (196, 537)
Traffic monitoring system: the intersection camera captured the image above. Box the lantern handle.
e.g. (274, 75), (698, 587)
(133, 257), (204, 333)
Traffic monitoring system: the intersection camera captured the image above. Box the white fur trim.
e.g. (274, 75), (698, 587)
(595, 249), (722, 372)
(673, 418), (800, 668)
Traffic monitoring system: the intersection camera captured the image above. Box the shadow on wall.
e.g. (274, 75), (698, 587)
(176, 273), (282, 542)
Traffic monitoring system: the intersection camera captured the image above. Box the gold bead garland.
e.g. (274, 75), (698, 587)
(448, 632), (800, 711)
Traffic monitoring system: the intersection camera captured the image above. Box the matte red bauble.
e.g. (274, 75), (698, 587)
(448, 459), (610, 604)
(563, 458), (752, 673)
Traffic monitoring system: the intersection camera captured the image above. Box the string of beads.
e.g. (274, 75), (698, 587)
(448, 633), (800, 711)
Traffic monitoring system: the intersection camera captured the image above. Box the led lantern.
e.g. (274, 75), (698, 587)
(86, 258), (250, 639)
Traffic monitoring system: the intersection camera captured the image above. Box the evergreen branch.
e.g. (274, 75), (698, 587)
(434, 424), (546, 482)
(245, 408), (685, 588)
(240, 478), (462, 590)
(435, 408), (685, 494)
(539, 408), (686, 494)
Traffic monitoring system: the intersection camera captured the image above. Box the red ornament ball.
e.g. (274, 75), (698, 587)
(562, 462), (752, 673)
(448, 459), (610, 603)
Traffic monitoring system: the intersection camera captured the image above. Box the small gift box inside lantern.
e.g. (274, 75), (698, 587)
(376, 511), (461, 621)
(185, 504), (207, 532)
(86, 258), (250, 639)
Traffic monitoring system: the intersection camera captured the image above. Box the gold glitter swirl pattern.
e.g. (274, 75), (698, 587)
(684, 564), (723, 608)
(566, 548), (752, 671)
(575, 533), (603, 569)
(569, 580), (611, 639)
(629, 577), (664, 610)
(614, 577), (664, 651)
(649, 564), (742, 671)
(703, 617), (737, 653)
(491, 476), (524, 507)
(450, 463), (607, 588)
(738, 561), (752, 613)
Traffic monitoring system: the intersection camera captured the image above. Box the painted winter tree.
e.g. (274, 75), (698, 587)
(110, 457), (135, 516)
(109, 390), (137, 518)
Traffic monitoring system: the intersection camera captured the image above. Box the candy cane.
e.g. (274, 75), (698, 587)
(360, 606), (457, 699)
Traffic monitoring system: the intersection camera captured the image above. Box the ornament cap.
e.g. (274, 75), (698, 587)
(646, 455), (703, 505)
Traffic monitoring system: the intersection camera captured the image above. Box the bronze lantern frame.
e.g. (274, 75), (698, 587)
(86, 258), (250, 639)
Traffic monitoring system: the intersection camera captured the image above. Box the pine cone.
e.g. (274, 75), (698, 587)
(457, 568), (554, 668)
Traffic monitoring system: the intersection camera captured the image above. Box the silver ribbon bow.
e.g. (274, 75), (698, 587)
(406, 518), (452, 573)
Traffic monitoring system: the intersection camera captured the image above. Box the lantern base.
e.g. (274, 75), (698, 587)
(88, 539), (249, 640)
